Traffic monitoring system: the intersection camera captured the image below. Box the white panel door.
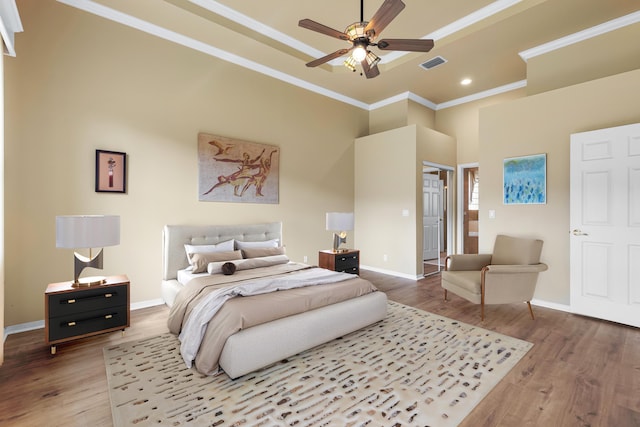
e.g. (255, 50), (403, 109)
(423, 174), (440, 261)
(570, 123), (640, 328)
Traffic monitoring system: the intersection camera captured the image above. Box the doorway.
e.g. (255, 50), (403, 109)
(422, 162), (453, 276)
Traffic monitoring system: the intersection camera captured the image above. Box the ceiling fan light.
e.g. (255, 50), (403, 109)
(344, 55), (357, 72)
(345, 22), (368, 40)
(365, 51), (380, 67)
(352, 46), (367, 62)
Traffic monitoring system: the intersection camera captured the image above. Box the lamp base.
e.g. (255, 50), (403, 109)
(72, 276), (107, 287)
(332, 232), (347, 252)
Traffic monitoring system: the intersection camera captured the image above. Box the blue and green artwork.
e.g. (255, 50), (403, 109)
(503, 153), (546, 204)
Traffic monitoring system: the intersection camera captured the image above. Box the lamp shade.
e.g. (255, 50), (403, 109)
(56, 215), (120, 249)
(326, 212), (354, 231)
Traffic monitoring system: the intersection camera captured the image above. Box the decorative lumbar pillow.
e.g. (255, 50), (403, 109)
(241, 246), (286, 259)
(221, 262), (236, 275)
(235, 239), (279, 250)
(208, 254), (289, 274)
(189, 250), (242, 274)
(184, 240), (235, 267)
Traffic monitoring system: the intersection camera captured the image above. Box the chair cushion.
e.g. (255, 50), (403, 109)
(491, 235), (543, 265)
(441, 270), (481, 294)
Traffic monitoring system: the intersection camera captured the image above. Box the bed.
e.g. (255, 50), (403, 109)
(161, 222), (388, 378)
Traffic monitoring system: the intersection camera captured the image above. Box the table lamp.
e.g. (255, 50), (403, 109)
(326, 212), (354, 252)
(56, 215), (120, 287)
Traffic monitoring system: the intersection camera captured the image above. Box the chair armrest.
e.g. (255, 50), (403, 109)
(483, 263), (548, 274)
(445, 254), (493, 271)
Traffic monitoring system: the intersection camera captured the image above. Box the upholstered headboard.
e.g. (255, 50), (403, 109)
(162, 222), (282, 280)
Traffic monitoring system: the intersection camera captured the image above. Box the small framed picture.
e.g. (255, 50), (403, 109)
(95, 150), (126, 193)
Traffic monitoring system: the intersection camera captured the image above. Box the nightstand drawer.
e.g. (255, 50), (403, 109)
(334, 253), (359, 272)
(48, 284), (128, 317)
(48, 305), (128, 342)
(318, 250), (360, 275)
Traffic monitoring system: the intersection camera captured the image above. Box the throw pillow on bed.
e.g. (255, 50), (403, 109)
(184, 239), (235, 260)
(221, 262), (236, 275)
(189, 250), (242, 274)
(235, 239), (279, 250)
(241, 246), (285, 259)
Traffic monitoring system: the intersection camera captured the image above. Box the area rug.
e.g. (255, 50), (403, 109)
(104, 301), (532, 426)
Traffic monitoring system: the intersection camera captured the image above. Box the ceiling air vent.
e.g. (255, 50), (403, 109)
(419, 56), (447, 70)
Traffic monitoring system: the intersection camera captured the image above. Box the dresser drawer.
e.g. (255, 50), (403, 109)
(48, 284), (128, 317)
(48, 305), (128, 342)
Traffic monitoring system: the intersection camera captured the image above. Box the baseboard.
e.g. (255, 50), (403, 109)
(131, 298), (165, 311)
(531, 298), (571, 313)
(3, 320), (45, 343)
(359, 265), (422, 280)
(3, 298), (166, 343)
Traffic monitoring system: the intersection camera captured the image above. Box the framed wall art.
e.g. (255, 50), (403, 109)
(95, 149), (126, 193)
(198, 133), (279, 204)
(503, 153), (546, 205)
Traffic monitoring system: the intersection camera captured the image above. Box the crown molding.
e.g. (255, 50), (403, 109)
(0, 0), (23, 56)
(519, 10), (640, 61)
(436, 80), (527, 110)
(188, 0), (325, 59)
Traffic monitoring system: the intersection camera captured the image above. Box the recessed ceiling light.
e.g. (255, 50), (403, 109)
(461, 78), (472, 85)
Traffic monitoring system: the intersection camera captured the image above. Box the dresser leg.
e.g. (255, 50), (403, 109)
(51, 345), (56, 355)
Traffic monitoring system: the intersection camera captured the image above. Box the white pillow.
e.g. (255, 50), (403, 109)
(184, 239), (235, 265)
(235, 239), (279, 250)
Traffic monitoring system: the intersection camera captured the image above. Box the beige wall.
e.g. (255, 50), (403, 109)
(354, 124), (454, 277)
(369, 99), (436, 135)
(435, 89), (526, 165)
(355, 126), (418, 276)
(3, 1), (367, 326)
(479, 68), (640, 305)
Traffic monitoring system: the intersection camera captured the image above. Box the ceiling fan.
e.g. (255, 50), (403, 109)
(299, 0), (434, 78)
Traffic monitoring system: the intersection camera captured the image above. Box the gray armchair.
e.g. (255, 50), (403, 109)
(441, 235), (547, 320)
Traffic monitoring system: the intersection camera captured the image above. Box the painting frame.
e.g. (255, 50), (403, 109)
(197, 133), (279, 204)
(95, 149), (127, 193)
(503, 153), (546, 205)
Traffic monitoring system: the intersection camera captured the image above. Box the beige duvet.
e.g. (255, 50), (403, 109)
(167, 262), (378, 375)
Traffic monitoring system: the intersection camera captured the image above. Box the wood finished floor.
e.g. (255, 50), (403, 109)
(1, 271), (638, 426)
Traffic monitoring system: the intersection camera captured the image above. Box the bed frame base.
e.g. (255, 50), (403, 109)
(219, 291), (388, 379)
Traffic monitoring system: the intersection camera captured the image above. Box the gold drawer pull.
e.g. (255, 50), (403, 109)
(68, 321), (76, 327)
(104, 293), (113, 298)
(105, 314), (113, 319)
(67, 299), (76, 304)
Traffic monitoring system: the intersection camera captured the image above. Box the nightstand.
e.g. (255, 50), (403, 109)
(45, 275), (130, 355)
(318, 249), (360, 274)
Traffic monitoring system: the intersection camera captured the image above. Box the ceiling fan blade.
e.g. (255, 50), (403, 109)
(305, 48), (351, 67)
(299, 19), (349, 41)
(361, 60), (380, 79)
(364, 0), (405, 37)
(377, 38), (434, 52)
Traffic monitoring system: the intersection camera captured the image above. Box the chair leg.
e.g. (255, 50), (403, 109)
(444, 289), (448, 301)
(527, 301), (535, 320)
(481, 302), (485, 321)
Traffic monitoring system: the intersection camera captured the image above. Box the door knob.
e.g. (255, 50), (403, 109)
(571, 229), (589, 236)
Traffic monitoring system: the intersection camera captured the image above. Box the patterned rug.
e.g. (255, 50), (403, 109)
(104, 302), (532, 426)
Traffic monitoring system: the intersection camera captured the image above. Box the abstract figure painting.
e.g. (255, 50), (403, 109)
(503, 153), (546, 205)
(198, 133), (279, 204)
